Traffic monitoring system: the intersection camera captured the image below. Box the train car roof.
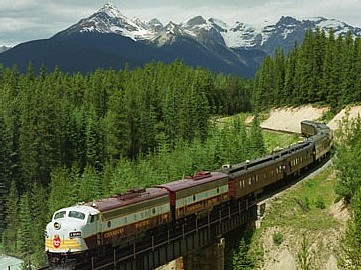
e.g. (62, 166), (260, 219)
(223, 140), (313, 176)
(156, 171), (228, 192)
(84, 187), (169, 212)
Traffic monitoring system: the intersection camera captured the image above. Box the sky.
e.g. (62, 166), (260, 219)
(1, 0), (361, 46)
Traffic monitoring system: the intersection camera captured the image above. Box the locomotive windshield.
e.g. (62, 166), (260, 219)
(54, 211), (66, 220)
(68, 211), (86, 220)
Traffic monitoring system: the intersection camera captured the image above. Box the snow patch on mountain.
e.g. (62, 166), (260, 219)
(0, 46), (11, 53)
(57, 3), (361, 52)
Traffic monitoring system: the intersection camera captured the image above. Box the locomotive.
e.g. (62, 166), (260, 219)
(45, 120), (331, 267)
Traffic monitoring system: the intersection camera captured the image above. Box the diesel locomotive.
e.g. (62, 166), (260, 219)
(45, 120), (331, 267)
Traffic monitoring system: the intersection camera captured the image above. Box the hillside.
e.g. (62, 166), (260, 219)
(260, 105), (361, 132)
(249, 105), (359, 270)
(160, 105), (360, 270)
(255, 166), (346, 270)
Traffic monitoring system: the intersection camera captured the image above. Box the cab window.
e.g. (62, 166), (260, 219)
(90, 214), (99, 223)
(54, 211), (66, 220)
(68, 211), (85, 220)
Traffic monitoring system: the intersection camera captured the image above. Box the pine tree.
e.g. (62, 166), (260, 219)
(232, 237), (254, 270)
(341, 187), (361, 269)
(79, 165), (101, 202)
(283, 43), (299, 105)
(48, 166), (80, 215)
(110, 157), (138, 194)
(3, 181), (18, 253)
(248, 116), (265, 158)
(17, 192), (34, 256)
(340, 31), (356, 105)
(30, 182), (49, 254)
(85, 110), (104, 170)
(297, 233), (311, 270)
(334, 116), (361, 201)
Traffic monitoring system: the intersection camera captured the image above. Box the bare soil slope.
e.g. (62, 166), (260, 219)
(261, 105), (361, 132)
(328, 105), (361, 130)
(260, 105), (328, 133)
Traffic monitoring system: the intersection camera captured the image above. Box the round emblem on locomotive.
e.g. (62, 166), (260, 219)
(53, 234), (61, 248)
(54, 222), (61, 230)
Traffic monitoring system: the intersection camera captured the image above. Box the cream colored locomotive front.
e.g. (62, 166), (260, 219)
(45, 205), (100, 253)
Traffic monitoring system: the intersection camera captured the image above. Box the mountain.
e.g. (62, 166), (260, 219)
(0, 46), (11, 54)
(225, 16), (361, 55)
(1, 3), (361, 77)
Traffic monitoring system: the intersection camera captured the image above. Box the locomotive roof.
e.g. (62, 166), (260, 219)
(55, 205), (100, 216)
(156, 171), (228, 192)
(84, 187), (169, 212)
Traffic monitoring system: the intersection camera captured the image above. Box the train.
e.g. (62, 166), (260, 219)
(44, 120), (332, 267)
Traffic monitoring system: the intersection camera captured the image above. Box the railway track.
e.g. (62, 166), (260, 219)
(213, 118), (302, 135)
(259, 126), (301, 135)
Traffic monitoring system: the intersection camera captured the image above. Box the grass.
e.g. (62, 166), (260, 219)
(261, 166), (339, 231)
(263, 132), (301, 152)
(216, 112), (301, 152)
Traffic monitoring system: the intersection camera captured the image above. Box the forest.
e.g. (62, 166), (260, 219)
(0, 61), (263, 265)
(1, 27), (361, 268)
(253, 29), (361, 111)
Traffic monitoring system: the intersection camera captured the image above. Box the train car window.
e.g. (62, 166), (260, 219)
(248, 178), (252, 185)
(69, 211), (86, 220)
(193, 195), (196, 201)
(54, 211), (66, 220)
(152, 208), (156, 214)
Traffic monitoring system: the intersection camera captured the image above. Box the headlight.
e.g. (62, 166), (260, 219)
(54, 222), (61, 230)
(69, 231), (82, 238)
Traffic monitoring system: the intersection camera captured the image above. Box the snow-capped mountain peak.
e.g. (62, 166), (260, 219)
(98, 2), (124, 19)
(54, 3), (154, 40)
(54, 3), (361, 54)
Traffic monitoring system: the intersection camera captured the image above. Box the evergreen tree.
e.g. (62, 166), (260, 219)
(341, 187), (361, 269)
(297, 233), (311, 270)
(17, 193), (34, 256)
(340, 31), (356, 105)
(48, 166), (80, 215)
(232, 237), (254, 270)
(85, 110), (104, 170)
(30, 182), (49, 254)
(3, 181), (18, 253)
(109, 157), (138, 194)
(283, 43), (299, 105)
(324, 31), (342, 108)
(79, 165), (101, 202)
(335, 116), (361, 201)
(248, 116), (265, 158)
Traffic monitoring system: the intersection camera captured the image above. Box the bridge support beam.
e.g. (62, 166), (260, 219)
(182, 238), (225, 270)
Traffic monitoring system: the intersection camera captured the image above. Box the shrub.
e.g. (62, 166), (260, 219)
(272, 231), (283, 246)
(315, 196), (326, 209)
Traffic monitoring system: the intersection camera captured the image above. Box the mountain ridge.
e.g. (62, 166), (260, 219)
(1, 3), (361, 77)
